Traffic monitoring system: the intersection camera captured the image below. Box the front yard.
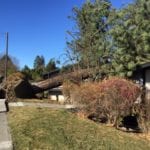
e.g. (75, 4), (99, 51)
(8, 107), (150, 150)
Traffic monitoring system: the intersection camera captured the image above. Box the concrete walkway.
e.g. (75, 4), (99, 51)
(0, 99), (6, 112)
(0, 99), (13, 150)
(0, 101), (77, 150)
(9, 102), (75, 109)
(0, 113), (13, 150)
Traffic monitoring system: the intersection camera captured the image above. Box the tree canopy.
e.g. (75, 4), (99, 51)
(45, 58), (57, 72)
(110, 0), (150, 77)
(67, 0), (111, 70)
(22, 56), (59, 81)
(33, 55), (45, 72)
(67, 0), (150, 78)
(0, 55), (18, 77)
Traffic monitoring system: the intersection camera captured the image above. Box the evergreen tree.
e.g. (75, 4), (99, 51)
(33, 55), (45, 73)
(0, 55), (18, 76)
(46, 58), (57, 72)
(21, 65), (32, 80)
(110, 0), (150, 77)
(67, 0), (112, 73)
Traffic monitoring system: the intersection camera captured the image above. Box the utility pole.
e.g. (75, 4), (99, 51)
(4, 32), (9, 111)
(5, 32), (8, 81)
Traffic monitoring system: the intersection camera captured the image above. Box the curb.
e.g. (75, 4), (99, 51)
(0, 113), (13, 150)
(0, 141), (13, 150)
(9, 102), (75, 109)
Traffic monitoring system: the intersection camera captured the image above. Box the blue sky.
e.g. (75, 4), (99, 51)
(0, 0), (132, 69)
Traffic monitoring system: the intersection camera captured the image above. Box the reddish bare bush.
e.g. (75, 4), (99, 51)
(98, 77), (141, 126)
(63, 77), (141, 126)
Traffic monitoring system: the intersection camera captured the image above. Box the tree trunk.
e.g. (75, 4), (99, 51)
(31, 69), (92, 94)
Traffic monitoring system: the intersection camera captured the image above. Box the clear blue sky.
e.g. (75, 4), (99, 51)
(0, 0), (132, 69)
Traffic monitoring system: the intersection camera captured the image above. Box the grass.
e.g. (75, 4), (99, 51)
(8, 107), (150, 150)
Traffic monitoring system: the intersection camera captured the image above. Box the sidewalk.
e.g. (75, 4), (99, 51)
(9, 102), (75, 109)
(0, 99), (6, 112)
(0, 99), (13, 150)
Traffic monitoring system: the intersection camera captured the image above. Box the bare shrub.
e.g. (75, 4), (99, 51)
(63, 80), (79, 104)
(63, 77), (141, 127)
(2, 72), (34, 101)
(99, 77), (141, 126)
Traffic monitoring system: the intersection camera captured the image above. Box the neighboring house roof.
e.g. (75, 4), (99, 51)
(49, 86), (63, 92)
(138, 62), (150, 69)
(42, 69), (60, 79)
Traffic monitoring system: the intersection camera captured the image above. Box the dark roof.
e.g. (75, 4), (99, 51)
(138, 62), (150, 69)
(49, 86), (63, 92)
(42, 69), (60, 79)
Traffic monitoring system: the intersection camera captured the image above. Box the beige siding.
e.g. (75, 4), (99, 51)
(145, 69), (150, 101)
(145, 69), (150, 90)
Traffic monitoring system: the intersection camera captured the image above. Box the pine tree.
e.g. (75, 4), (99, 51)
(33, 55), (45, 73)
(67, 0), (112, 73)
(110, 0), (150, 77)
(0, 55), (18, 77)
(22, 65), (32, 80)
(46, 58), (57, 72)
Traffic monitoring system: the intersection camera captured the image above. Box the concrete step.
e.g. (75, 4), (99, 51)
(0, 113), (13, 150)
(0, 99), (6, 112)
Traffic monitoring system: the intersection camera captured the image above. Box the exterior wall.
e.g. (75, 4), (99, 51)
(133, 67), (150, 104)
(58, 95), (65, 103)
(132, 70), (144, 86)
(145, 69), (150, 101)
(49, 95), (65, 102)
(145, 69), (150, 90)
(48, 86), (65, 103)
(49, 95), (58, 101)
(0, 89), (5, 99)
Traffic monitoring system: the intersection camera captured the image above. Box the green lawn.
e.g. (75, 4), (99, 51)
(8, 107), (150, 150)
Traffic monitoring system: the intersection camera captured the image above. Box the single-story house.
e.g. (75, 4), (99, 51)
(47, 86), (65, 103)
(42, 69), (60, 79)
(133, 62), (150, 101)
(43, 62), (150, 104)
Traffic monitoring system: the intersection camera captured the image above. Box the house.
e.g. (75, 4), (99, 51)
(0, 88), (6, 99)
(0, 75), (4, 83)
(42, 69), (60, 79)
(47, 86), (65, 103)
(133, 62), (150, 101)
